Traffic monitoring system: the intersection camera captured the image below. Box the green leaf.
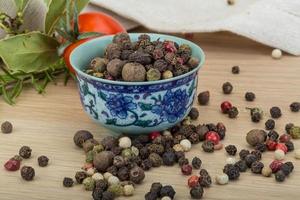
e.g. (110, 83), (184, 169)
(0, 32), (60, 73)
(138, 102), (153, 111)
(77, 32), (103, 40)
(73, 1), (79, 37)
(75, 0), (90, 13)
(43, 0), (51, 6)
(10, 79), (23, 100)
(1, 85), (13, 105)
(45, 0), (67, 34)
(14, 0), (29, 11)
(30, 74), (43, 93)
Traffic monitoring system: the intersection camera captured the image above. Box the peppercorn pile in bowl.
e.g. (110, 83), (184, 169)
(70, 33), (205, 134)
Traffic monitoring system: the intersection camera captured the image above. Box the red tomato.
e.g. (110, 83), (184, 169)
(64, 12), (126, 73)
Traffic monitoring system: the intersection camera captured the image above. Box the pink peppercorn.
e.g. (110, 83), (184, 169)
(205, 131), (220, 145)
(188, 175), (199, 188)
(4, 159), (21, 171)
(220, 101), (232, 114)
(279, 134), (291, 143)
(82, 162), (93, 170)
(149, 131), (161, 140)
(266, 139), (277, 151)
(181, 164), (193, 175)
(269, 160), (283, 173)
(276, 143), (288, 154)
(164, 41), (177, 53)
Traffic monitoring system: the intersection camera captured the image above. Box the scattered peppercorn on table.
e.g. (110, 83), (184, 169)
(1, 30), (300, 200)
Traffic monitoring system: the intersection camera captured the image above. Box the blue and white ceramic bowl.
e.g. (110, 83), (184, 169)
(70, 33), (205, 135)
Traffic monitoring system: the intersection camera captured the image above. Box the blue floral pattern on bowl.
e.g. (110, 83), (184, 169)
(71, 33), (205, 134)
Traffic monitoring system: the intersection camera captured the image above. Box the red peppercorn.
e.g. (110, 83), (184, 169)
(149, 131), (161, 140)
(276, 143), (288, 154)
(220, 101), (232, 114)
(181, 164), (193, 175)
(4, 159), (21, 171)
(205, 131), (220, 145)
(188, 175), (199, 188)
(279, 134), (291, 143)
(164, 41), (177, 53)
(269, 160), (283, 173)
(266, 139), (277, 151)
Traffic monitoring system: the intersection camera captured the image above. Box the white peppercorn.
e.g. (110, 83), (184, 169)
(180, 139), (192, 152)
(118, 136), (132, 148)
(123, 184), (134, 196)
(271, 49), (282, 59)
(215, 173), (229, 185)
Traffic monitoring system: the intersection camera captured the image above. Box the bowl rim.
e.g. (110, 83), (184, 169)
(70, 33), (205, 86)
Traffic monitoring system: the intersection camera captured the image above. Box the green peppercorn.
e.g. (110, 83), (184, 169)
(83, 177), (95, 191)
(146, 68), (161, 81)
(86, 150), (94, 163)
(107, 184), (123, 196)
(290, 126), (300, 139)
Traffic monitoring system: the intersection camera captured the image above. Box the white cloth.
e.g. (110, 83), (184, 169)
(91, 0), (300, 56)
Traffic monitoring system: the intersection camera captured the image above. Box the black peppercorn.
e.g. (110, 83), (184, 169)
(216, 122), (226, 140)
(153, 59), (168, 72)
(234, 160), (248, 172)
(231, 66), (240, 74)
(189, 132), (200, 144)
(285, 123), (294, 134)
(38, 155), (49, 167)
(206, 123), (218, 132)
(285, 141), (294, 152)
(290, 102), (300, 112)
(251, 112), (261, 122)
(160, 185), (176, 199)
(196, 125), (209, 141)
(255, 143), (267, 152)
(162, 151), (176, 166)
(199, 174), (212, 187)
(190, 186), (204, 199)
(199, 169), (209, 177)
(178, 157), (189, 167)
(268, 130), (279, 141)
(280, 163), (292, 176)
(150, 182), (162, 196)
(275, 170), (286, 182)
(105, 43), (121, 60)
(19, 146), (32, 159)
(251, 161), (264, 174)
(225, 145), (237, 156)
(244, 154), (258, 167)
(244, 92), (255, 101)
(202, 140), (214, 153)
(175, 151), (185, 162)
(223, 164), (240, 180)
(285, 162), (294, 173)
(148, 144), (165, 155)
(95, 179), (108, 191)
(117, 166), (129, 181)
(222, 82), (233, 94)
(73, 130), (94, 148)
(92, 187), (103, 200)
(149, 153), (163, 167)
(179, 125), (195, 138)
(192, 157), (202, 169)
(239, 149), (250, 160)
(75, 171), (88, 184)
(141, 159), (152, 171)
(63, 177), (74, 187)
(265, 119), (275, 130)
(251, 150), (262, 160)
(1, 121), (13, 133)
(129, 166), (145, 184)
(101, 136), (118, 150)
(145, 192), (158, 200)
(228, 106), (239, 118)
(189, 107), (199, 120)
(101, 191), (114, 200)
(197, 91), (210, 105)
(139, 147), (150, 159)
(270, 106), (282, 118)
(20, 166), (35, 181)
(107, 165), (118, 176)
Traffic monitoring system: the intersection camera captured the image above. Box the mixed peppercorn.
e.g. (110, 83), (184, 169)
(84, 33), (200, 82)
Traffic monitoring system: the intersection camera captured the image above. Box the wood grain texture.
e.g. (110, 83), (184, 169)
(0, 30), (300, 200)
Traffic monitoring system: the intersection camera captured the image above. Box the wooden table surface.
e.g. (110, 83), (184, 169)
(0, 31), (300, 200)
